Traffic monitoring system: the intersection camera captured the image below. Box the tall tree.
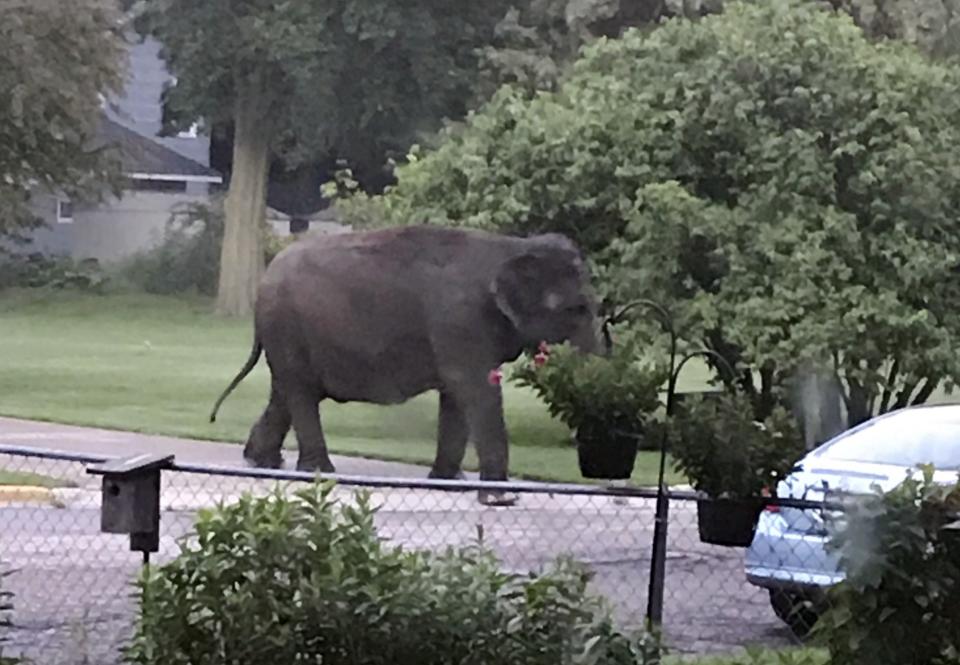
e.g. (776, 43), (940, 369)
(0, 0), (126, 242)
(134, 0), (511, 316)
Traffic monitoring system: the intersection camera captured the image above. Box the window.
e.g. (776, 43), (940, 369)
(57, 198), (74, 224)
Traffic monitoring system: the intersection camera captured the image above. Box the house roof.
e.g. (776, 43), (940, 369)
(94, 116), (222, 182)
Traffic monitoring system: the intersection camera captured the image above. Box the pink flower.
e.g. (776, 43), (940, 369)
(534, 352), (549, 367)
(488, 367), (503, 386)
(538, 341), (551, 355)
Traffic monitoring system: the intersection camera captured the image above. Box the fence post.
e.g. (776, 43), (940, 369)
(646, 453), (670, 626)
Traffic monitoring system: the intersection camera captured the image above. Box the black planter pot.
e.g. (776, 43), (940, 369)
(576, 434), (639, 480)
(696, 497), (764, 547)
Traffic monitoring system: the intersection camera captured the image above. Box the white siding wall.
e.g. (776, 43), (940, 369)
(27, 191), (209, 263)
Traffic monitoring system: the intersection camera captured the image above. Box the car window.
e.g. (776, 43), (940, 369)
(816, 414), (960, 469)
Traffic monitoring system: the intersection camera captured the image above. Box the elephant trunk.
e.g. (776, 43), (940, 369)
(570, 317), (603, 356)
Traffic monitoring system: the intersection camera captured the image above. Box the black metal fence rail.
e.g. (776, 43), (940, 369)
(0, 444), (839, 664)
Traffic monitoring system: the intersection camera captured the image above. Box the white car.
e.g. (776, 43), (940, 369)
(744, 403), (960, 635)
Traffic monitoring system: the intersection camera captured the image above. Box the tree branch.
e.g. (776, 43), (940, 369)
(893, 379), (920, 410)
(878, 358), (899, 414)
(911, 377), (940, 406)
(846, 375), (871, 427)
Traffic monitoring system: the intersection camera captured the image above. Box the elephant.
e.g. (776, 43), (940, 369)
(209, 225), (601, 503)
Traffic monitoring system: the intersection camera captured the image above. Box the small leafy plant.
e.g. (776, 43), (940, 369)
(671, 647), (828, 665)
(511, 335), (668, 452)
(120, 198), (294, 296)
(126, 481), (658, 665)
(0, 252), (107, 292)
(669, 392), (805, 500)
(0, 568), (19, 665)
(817, 466), (960, 665)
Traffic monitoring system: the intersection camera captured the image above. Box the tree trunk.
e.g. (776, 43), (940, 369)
(215, 76), (272, 317)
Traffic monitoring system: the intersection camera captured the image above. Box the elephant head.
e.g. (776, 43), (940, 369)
(491, 234), (600, 354)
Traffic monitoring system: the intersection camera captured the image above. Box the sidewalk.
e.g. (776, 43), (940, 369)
(0, 416), (429, 477)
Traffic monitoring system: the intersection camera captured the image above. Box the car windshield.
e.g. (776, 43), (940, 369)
(815, 409), (960, 469)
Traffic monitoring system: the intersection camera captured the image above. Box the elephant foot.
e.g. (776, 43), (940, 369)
(243, 453), (283, 469)
(477, 489), (518, 507)
(428, 468), (466, 480)
(295, 457), (336, 474)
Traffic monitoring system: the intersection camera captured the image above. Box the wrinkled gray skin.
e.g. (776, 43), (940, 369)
(210, 225), (600, 500)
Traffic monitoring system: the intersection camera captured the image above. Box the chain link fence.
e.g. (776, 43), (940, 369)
(0, 446), (836, 664)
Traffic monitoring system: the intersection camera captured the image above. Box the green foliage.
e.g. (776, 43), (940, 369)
(134, 0), (512, 168)
(0, 0), (125, 238)
(0, 568), (15, 665)
(672, 647), (828, 665)
(126, 481), (658, 665)
(511, 335), (668, 451)
(818, 466), (960, 665)
(834, 0), (960, 57)
(474, 0), (674, 100)
(121, 198), (292, 296)
(0, 253), (108, 292)
(380, 0), (960, 428)
(669, 392), (806, 499)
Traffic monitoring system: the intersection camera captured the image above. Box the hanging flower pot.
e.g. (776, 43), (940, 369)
(575, 428), (640, 480)
(695, 497), (765, 547)
(669, 392), (807, 548)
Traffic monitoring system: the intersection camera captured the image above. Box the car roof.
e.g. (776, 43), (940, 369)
(811, 402), (960, 456)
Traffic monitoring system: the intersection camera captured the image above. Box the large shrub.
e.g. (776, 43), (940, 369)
(817, 466), (960, 665)
(126, 482), (658, 665)
(372, 0), (960, 429)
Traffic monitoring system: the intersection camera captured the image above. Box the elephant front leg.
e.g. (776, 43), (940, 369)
(243, 385), (290, 469)
(460, 383), (517, 507)
(428, 392), (468, 480)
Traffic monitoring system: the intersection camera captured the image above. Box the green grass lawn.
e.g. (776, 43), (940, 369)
(0, 469), (72, 488)
(0, 289), (715, 485)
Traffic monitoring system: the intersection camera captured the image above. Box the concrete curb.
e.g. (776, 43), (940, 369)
(0, 485), (58, 506)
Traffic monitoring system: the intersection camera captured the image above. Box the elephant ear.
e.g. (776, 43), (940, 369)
(491, 251), (557, 329)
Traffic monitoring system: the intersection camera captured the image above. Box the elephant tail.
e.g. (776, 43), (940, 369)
(209, 339), (263, 423)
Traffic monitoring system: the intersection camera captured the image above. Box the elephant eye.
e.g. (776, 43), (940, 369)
(567, 304), (590, 316)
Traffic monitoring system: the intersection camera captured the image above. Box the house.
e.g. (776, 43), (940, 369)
(25, 36), (222, 263)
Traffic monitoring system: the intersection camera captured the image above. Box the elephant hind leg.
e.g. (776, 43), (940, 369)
(428, 392), (468, 480)
(243, 383), (290, 469)
(285, 381), (336, 473)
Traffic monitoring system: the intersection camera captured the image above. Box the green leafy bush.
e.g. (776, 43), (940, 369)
(120, 200), (223, 296)
(511, 335), (668, 451)
(671, 647), (828, 665)
(374, 0), (960, 431)
(0, 252), (108, 292)
(669, 392), (805, 499)
(126, 482), (658, 665)
(0, 568), (18, 665)
(121, 198), (295, 296)
(818, 466), (960, 665)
